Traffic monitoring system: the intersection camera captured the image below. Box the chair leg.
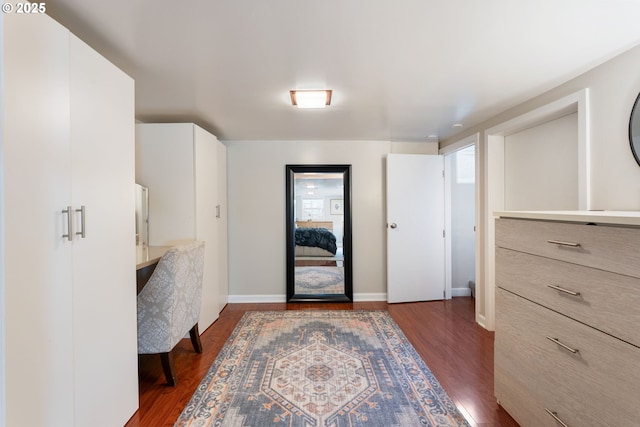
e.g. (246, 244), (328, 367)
(160, 352), (176, 386)
(189, 323), (203, 353)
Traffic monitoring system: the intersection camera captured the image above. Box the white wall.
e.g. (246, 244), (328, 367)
(586, 49), (640, 210)
(451, 43), (640, 210)
(225, 140), (438, 300)
(441, 43), (640, 327)
(504, 112), (578, 210)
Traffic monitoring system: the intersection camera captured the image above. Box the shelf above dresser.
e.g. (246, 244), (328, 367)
(494, 209), (640, 226)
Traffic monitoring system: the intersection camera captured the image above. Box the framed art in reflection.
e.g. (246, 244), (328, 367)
(330, 199), (343, 215)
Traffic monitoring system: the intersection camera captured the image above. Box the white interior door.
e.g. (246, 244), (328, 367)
(387, 154), (445, 303)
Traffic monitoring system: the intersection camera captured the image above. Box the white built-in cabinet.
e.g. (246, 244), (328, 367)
(135, 123), (228, 330)
(3, 11), (138, 427)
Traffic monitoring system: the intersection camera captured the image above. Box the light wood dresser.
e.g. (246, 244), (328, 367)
(494, 211), (640, 427)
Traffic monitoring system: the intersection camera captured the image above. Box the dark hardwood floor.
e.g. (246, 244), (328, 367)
(125, 298), (519, 427)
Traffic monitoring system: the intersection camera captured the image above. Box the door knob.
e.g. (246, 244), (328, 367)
(389, 223), (397, 229)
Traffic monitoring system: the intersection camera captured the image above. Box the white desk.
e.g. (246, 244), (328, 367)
(136, 245), (171, 293)
(136, 245), (172, 269)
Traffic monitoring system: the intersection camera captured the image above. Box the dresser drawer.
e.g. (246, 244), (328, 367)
(495, 218), (640, 278)
(495, 289), (640, 427)
(495, 364), (560, 427)
(496, 247), (640, 347)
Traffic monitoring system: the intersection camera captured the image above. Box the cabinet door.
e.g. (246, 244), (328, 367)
(217, 140), (229, 311)
(4, 13), (75, 427)
(195, 126), (220, 329)
(135, 123), (197, 245)
(69, 34), (138, 427)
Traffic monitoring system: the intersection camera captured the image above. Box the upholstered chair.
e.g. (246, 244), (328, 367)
(136, 240), (205, 386)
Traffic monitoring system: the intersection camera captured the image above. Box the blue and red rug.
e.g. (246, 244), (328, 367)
(295, 266), (345, 294)
(175, 310), (470, 426)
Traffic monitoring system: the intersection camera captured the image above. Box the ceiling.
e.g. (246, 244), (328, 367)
(45, 0), (640, 142)
(295, 173), (344, 199)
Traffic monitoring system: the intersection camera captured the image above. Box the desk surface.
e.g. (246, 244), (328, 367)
(136, 245), (172, 270)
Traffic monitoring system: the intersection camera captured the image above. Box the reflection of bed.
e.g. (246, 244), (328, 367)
(296, 220), (333, 230)
(295, 221), (337, 257)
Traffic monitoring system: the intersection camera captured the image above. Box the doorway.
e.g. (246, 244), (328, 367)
(444, 145), (476, 299)
(384, 145), (477, 304)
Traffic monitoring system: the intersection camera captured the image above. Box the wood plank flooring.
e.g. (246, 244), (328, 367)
(125, 298), (519, 427)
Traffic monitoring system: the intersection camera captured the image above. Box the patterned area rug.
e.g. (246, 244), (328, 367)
(175, 311), (470, 427)
(295, 267), (344, 294)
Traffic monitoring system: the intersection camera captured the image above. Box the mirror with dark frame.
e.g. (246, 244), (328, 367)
(286, 164), (352, 302)
(630, 92), (640, 167)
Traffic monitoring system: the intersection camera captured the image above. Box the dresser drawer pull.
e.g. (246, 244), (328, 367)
(546, 336), (579, 354)
(545, 409), (569, 427)
(547, 239), (581, 248)
(547, 284), (581, 296)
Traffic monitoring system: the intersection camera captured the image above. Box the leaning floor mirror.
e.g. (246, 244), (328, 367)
(286, 165), (353, 302)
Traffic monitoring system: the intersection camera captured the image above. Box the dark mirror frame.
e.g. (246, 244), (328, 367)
(629, 92), (640, 167)
(286, 164), (353, 302)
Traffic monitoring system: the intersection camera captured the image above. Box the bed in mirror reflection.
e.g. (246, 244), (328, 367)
(294, 220), (344, 295)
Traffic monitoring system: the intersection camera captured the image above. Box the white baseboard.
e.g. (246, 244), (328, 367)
(353, 293), (387, 301)
(451, 287), (472, 297)
(227, 294), (287, 303)
(228, 293), (388, 304)
(228, 291), (472, 303)
(477, 313), (487, 329)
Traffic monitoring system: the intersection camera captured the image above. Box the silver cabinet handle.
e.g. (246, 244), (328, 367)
(75, 205), (86, 238)
(547, 284), (581, 296)
(546, 336), (579, 354)
(389, 223), (397, 229)
(216, 204), (221, 219)
(547, 239), (581, 248)
(62, 206), (73, 241)
(545, 409), (569, 427)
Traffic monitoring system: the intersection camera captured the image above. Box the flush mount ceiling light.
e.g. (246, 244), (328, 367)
(290, 90), (332, 108)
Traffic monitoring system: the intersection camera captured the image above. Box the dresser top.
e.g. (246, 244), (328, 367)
(494, 210), (640, 226)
